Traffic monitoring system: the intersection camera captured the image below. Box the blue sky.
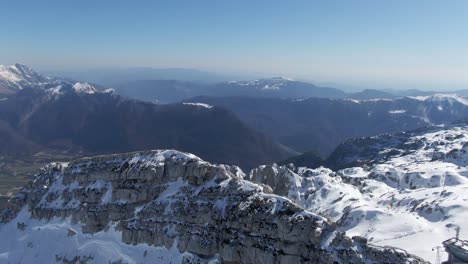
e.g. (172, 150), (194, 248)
(2, 0), (468, 89)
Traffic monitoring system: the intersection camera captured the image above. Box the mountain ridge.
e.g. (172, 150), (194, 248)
(0, 149), (426, 263)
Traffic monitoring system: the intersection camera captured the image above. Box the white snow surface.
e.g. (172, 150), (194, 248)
(273, 125), (468, 262)
(182, 102), (214, 109)
(388, 109), (406, 114)
(0, 208), (211, 264)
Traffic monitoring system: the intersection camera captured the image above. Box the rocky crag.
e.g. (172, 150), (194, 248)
(0, 150), (424, 263)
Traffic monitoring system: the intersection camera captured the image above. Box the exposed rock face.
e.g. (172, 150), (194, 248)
(0, 150), (425, 263)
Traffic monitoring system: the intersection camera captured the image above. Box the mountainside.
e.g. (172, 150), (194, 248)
(0, 150), (425, 263)
(113, 77), (347, 103)
(0, 89), (292, 170)
(192, 95), (468, 155)
(249, 124), (468, 261)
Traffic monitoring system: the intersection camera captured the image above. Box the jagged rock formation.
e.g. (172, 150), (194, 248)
(0, 150), (425, 263)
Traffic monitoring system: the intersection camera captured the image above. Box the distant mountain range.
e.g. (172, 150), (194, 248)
(4, 64), (468, 103)
(2, 63), (468, 167)
(111, 77), (468, 104)
(44, 67), (254, 86)
(112, 77), (347, 103)
(191, 95), (468, 156)
(0, 64), (293, 170)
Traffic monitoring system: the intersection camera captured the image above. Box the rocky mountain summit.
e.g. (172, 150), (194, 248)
(0, 150), (424, 263)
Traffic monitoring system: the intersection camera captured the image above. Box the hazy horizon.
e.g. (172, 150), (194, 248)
(3, 0), (468, 90)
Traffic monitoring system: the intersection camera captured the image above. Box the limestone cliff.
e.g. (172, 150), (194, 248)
(0, 150), (425, 263)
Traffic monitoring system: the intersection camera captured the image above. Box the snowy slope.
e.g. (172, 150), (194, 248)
(250, 125), (468, 263)
(0, 64), (51, 91)
(0, 209), (210, 264)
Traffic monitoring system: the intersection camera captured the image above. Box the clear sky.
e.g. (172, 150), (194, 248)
(2, 0), (468, 90)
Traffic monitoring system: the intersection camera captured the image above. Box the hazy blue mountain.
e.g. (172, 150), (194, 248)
(348, 89), (397, 99)
(113, 80), (205, 103)
(381, 88), (440, 97)
(113, 77), (347, 103)
(45, 68), (251, 86)
(190, 95), (468, 156)
(208, 77), (346, 99)
(452, 89), (468, 97)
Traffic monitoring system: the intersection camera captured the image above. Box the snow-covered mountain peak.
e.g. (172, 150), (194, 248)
(0, 64), (106, 97)
(0, 63), (52, 92)
(46, 82), (101, 97)
(72, 82), (98, 94)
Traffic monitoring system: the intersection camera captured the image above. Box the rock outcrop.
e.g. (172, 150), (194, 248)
(0, 150), (425, 263)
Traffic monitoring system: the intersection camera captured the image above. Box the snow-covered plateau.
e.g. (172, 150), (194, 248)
(250, 124), (468, 263)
